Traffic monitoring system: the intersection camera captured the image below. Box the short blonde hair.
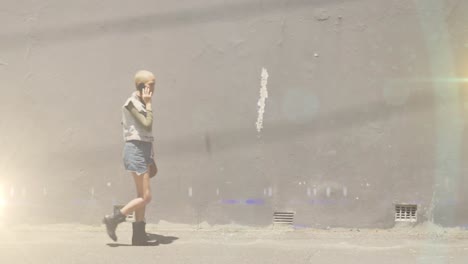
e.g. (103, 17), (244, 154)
(134, 70), (155, 89)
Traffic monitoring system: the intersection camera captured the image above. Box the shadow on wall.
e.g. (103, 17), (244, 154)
(0, 0), (356, 49)
(58, 85), (435, 161)
(162, 86), (435, 156)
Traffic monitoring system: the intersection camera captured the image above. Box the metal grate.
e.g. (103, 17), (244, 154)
(395, 204), (417, 222)
(273, 211), (295, 225)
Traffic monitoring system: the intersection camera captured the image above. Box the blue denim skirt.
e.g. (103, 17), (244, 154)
(123, 140), (155, 175)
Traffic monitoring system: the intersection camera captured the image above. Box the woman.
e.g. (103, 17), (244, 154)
(103, 70), (158, 246)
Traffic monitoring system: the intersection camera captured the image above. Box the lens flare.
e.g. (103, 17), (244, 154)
(0, 183), (5, 215)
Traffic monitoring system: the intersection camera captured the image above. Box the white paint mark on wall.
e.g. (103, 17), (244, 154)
(268, 187), (273, 197)
(216, 188), (219, 196)
(263, 188), (267, 196)
(188, 187), (193, 197)
(343, 187), (348, 197)
(107, 182), (112, 187)
(313, 188), (317, 196)
(307, 187), (311, 197)
(91, 187), (95, 197)
(326, 187), (331, 197)
(256, 67), (269, 133)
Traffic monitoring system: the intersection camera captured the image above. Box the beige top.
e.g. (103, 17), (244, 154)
(122, 92), (154, 142)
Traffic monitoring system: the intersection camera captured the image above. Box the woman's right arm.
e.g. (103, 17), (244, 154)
(126, 102), (153, 131)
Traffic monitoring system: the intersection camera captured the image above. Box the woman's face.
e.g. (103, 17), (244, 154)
(146, 78), (156, 93)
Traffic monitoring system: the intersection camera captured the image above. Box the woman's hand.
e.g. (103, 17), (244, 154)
(142, 84), (152, 105)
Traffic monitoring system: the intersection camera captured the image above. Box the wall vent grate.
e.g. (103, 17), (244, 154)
(395, 204), (417, 222)
(273, 211), (295, 225)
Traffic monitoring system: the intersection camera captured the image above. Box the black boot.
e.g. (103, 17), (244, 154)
(142, 221), (158, 244)
(142, 221), (150, 240)
(102, 210), (126, 242)
(132, 221), (157, 246)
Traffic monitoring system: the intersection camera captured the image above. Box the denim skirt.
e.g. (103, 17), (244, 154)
(123, 140), (155, 175)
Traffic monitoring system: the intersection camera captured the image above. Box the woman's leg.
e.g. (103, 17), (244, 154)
(103, 171), (151, 242)
(120, 172), (151, 216)
(134, 162), (156, 221)
(134, 174), (145, 222)
(126, 169), (153, 245)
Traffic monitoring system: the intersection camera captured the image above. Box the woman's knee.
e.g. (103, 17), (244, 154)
(136, 189), (143, 198)
(143, 194), (152, 205)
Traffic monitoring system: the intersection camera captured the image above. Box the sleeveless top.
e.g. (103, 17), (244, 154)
(121, 92), (154, 142)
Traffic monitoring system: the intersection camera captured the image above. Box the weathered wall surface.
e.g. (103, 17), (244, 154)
(1, 0), (467, 228)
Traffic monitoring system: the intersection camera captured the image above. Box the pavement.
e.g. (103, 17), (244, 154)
(1, 222), (468, 264)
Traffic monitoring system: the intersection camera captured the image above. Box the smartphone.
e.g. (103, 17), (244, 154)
(137, 83), (145, 92)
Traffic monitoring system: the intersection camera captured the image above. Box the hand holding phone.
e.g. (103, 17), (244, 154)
(141, 83), (152, 104)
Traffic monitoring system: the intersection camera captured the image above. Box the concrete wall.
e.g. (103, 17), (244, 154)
(1, 0), (467, 228)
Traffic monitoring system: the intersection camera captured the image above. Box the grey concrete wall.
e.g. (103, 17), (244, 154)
(1, 0), (467, 228)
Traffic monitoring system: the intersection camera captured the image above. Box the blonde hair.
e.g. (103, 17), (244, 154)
(134, 70), (155, 90)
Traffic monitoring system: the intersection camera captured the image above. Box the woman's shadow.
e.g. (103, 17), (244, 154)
(107, 232), (179, 247)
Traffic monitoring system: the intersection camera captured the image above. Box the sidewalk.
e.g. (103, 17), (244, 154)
(1, 222), (468, 264)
